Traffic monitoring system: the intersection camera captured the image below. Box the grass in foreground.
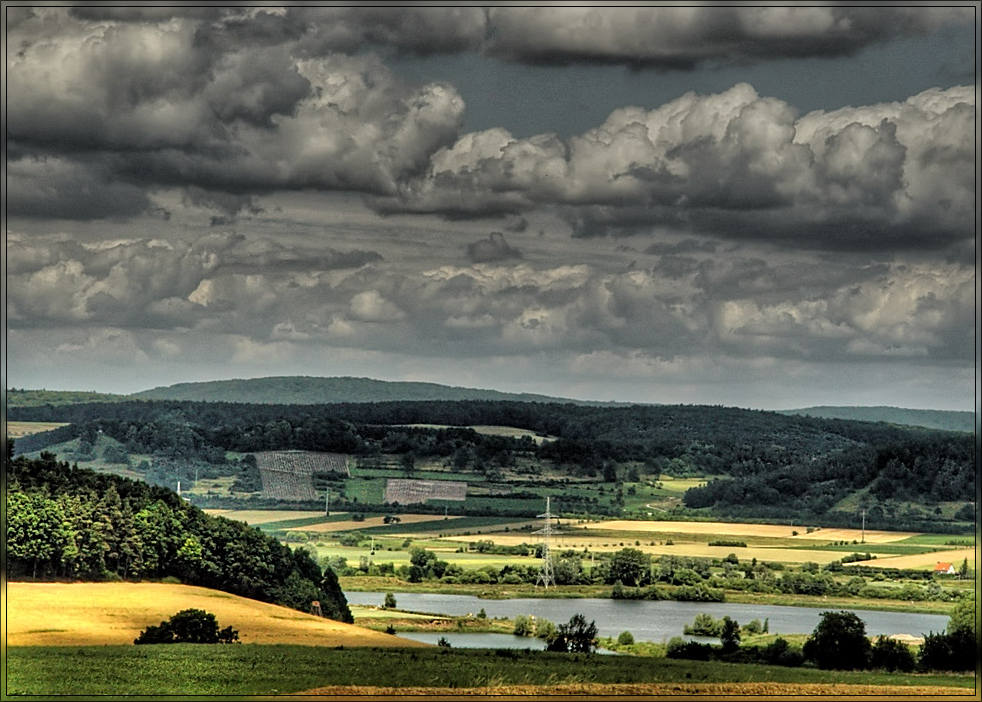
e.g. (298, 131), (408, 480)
(6, 645), (974, 696)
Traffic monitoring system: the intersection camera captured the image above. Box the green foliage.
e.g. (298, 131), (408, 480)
(617, 631), (634, 646)
(383, 592), (397, 609)
(606, 548), (650, 587)
(546, 614), (598, 654)
(512, 615), (533, 637)
(870, 636), (915, 672)
(7, 454), (352, 623)
(719, 617), (741, 653)
(803, 611), (871, 670)
(683, 613), (723, 637)
(134, 609), (239, 645)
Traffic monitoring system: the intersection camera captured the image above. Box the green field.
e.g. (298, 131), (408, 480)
(6, 645), (973, 696)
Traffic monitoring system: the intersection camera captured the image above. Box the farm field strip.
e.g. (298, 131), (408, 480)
(203, 509), (331, 524)
(309, 545), (540, 568)
(6, 421), (70, 437)
(572, 520), (919, 543)
(290, 513), (464, 533)
(444, 534), (870, 564)
(843, 547), (976, 570)
(4, 582), (427, 648)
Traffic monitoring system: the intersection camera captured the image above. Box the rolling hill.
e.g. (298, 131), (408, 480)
(5, 581), (427, 647)
(779, 406), (974, 433)
(128, 376), (610, 405)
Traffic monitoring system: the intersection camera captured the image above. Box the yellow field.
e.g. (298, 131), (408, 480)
(572, 520), (917, 543)
(4, 582), (427, 648)
(844, 548), (976, 571)
(6, 421), (69, 438)
(291, 513), (464, 533)
(404, 424), (554, 444)
(446, 533), (863, 564)
(204, 509), (334, 524)
(655, 476), (712, 493)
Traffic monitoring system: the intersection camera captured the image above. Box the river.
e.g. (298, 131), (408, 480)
(346, 591), (949, 644)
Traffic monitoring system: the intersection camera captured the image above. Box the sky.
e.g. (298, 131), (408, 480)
(3, 4), (979, 410)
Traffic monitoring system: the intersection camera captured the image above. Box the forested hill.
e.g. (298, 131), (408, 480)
(5, 449), (352, 623)
(129, 376), (612, 405)
(779, 406), (974, 433)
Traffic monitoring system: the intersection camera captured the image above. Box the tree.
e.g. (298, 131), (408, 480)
(607, 548), (650, 587)
(617, 631), (634, 646)
(720, 616), (741, 653)
(547, 614), (598, 653)
(134, 609), (239, 645)
(803, 611), (871, 670)
(383, 592), (397, 609)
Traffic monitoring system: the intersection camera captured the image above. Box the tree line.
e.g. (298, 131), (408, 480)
(5, 443), (352, 623)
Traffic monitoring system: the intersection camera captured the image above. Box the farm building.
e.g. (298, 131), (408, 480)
(255, 450), (351, 501)
(933, 561), (956, 575)
(384, 478), (467, 505)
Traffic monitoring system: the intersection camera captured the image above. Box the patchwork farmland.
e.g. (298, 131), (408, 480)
(256, 450), (351, 501)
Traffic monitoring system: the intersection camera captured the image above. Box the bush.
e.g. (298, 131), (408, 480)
(513, 615), (533, 637)
(870, 636), (916, 672)
(762, 637), (804, 667)
(383, 592), (397, 609)
(546, 614), (598, 653)
(666, 637), (713, 661)
(617, 631), (635, 646)
(134, 609), (239, 645)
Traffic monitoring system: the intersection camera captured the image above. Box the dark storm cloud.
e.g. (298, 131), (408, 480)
(484, 7), (964, 67)
(7, 156), (156, 220)
(66, 6), (965, 68)
(466, 232), (523, 263)
(645, 239), (718, 256)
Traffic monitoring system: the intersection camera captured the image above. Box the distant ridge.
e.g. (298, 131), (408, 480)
(129, 376), (617, 406)
(779, 406), (974, 433)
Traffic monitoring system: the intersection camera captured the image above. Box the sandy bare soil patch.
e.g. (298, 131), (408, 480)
(291, 513), (464, 533)
(5, 582), (427, 648)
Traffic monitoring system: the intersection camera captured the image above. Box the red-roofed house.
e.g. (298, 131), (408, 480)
(933, 562), (956, 575)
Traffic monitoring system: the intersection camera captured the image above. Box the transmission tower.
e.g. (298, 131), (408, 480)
(535, 496), (556, 588)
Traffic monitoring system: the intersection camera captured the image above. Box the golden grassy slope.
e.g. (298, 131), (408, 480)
(844, 548), (977, 570)
(4, 582), (428, 648)
(203, 509), (332, 524)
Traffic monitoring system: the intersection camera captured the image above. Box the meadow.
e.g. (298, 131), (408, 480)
(6, 645), (974, 696)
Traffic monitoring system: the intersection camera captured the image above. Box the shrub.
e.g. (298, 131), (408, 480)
(762, 637), (804, 667)
(383, 592), (396, 609)
(513, 615), (533, 637)
(546, 614), (598, 653)
(666, 637), (713, 661)
(617, 631), (635, 646)
(134, 609), (239, 645)
(870, 636), (916, 672)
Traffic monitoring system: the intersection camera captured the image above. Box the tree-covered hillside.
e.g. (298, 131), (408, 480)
(5, 445), (351, 623)
(8, 398), (975, 531)
(129, 376), (609, 405)
(779, 406), (974, 433)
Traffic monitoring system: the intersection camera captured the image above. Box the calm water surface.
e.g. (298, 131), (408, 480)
(347, 591), (949, 644)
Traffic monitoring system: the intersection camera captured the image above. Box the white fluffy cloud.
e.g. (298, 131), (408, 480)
(379, 83), (973, 248)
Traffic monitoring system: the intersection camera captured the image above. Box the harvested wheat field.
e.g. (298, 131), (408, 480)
(299, 682), (973, 697)
(291, 513), (463, 533)
(203, 509), (332, 524)
(4, 582), (427, 648)
(571, 520), (917, 543)
(6, 420), (70, 437)
(844, 548), (976, 570)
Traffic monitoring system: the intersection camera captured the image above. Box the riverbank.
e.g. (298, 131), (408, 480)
(338, 576), (962, 615)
